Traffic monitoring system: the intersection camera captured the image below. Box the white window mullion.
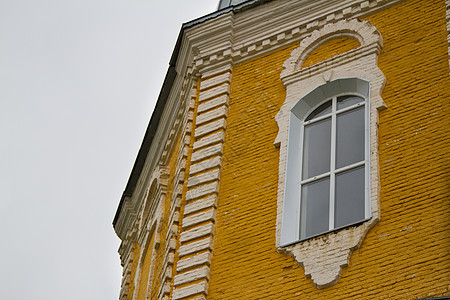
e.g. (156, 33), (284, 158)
(329, 97), (337, 231)
(364, 99), (371, 219)
(298, 122), (305, 240)
(300, 171), (331, 185)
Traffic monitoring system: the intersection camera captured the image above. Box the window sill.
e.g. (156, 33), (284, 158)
(281, 217), (371, 247)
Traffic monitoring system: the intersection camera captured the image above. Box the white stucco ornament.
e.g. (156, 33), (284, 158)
(275, 19), (386, 289)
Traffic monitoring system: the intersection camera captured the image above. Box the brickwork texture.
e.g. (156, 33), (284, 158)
(208, 0), (449, 299)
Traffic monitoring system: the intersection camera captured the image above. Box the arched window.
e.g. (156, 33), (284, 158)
(300, 93), (369, 240)
(281, 78), (371, 245)
(275, 19), (386, 288)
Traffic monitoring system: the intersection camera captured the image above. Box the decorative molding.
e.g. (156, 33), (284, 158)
(172, 70), (231, 300)
(158, 83), (197, 300)
(132, 166), (169, 300)
(116, 165), (169, 300)
(275, 19), (386, 289)
(188, 0), (405, 74)
(178, 237), (214, 258)
(281, 19), (382, 76)
(176, 252), (211, 273)
(172, 281), (208, 300)
(119, 244), (138, 300)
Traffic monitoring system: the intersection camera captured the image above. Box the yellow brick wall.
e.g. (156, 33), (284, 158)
(302, 37), (360, 69)
(208, 0), (449, 299)
(137, 231), (155, 300)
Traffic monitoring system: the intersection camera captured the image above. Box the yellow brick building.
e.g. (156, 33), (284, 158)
(113, 0), (450, 299)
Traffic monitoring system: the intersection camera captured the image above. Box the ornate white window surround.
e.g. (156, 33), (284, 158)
(274, 19), (386, 289)
(285, 80), (370, 244)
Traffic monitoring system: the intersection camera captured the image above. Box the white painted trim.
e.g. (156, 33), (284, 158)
(182, 209), (216, 230)
(173, 266), (210, 287)
(189, 157), (222, 175)
(177, 252), (212, 273)
(275, 19), (386, 289)
(178, 237), (213, 258)
(180, 223), (214, 243)
(197, 95), (229, 114)
(193, 131), (225, 151)
(186, 182), (220, 202)
(170, 69), (231, 299)
(184, 195), (218, 215)
(172, 281), (208, 300)
(158, 84), (198, 300)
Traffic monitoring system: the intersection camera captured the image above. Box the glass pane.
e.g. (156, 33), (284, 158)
(305, 100), (332, 121)
(337, 95), (364, 110)
(301, 178), (330, 239)
(336, 106), (365, 169)
(302, 118), (331, 179)
(335, 166), (365, 228)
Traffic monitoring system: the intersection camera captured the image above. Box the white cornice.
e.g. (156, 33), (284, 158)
(188, 0), (404, 72)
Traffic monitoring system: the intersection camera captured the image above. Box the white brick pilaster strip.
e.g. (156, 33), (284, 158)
(172, 71), (231, 299)
(157, 86), (197, 300)
(172, 281), (208, 300)
(119, 245), (135, 300)
(177, 252), (211, 273)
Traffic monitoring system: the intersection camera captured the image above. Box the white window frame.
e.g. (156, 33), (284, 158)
(274, 19), (386, 289)
(281, 78), (371, 246)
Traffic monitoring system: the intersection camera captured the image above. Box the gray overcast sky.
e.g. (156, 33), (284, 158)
(0, 1), (217, 299)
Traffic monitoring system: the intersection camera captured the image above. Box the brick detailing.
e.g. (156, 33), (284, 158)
(172, 281), (208, 300)
(180, 223), (214, 243)
(178, 236), (214, 258)
(172, 71), (231, 299)
(176, 252), (211, 273)
(186, 182), (220, 202)
(193, 131), (224, 151)
(194, 119), (227, 139)
(197, 95), (228, 114)
(191, 0), (404, 72)
(281, 19), (382, 80)
(135, 166), (169, 300)
(119, 244), (140, 300)
(182, 209), (216, 229)
(184, 195), (217, 216)
(189, 157), (222, 175)
(157, 86), (197, 300)
(173, 266), (210, 286)
(187, 169), (221, 188)
(190, 144), (223, 163)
